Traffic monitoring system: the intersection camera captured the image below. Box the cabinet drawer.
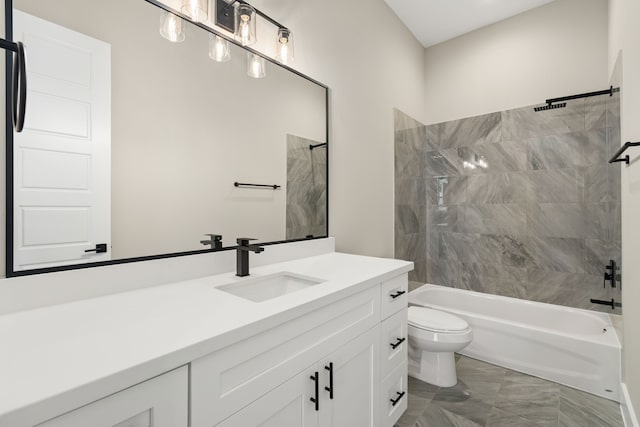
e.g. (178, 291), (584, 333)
(380, 308), (407, 379)
(380, 274), (408, 320)
(381, 362), (408, 427)
(191, 286), (380, 427)
(37, 366), (188, 427)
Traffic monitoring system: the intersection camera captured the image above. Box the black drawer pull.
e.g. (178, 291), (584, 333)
(390, 391), (406, 406)
(324, 362), (334, 399)
(310, 372), (319, 411)
(85, 243), (107, 253)
(390, 337), (406, 350)
(390, 290), (406, 299)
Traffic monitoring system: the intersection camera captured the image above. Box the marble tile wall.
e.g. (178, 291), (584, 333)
(394, 93), (622, 314)
(394, 110), (427, 283)
(286, 135), (327, 240)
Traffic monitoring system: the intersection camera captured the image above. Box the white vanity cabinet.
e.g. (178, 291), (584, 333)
(218, 327), (380, 427)
(379, 275), (409, 426)
(36, 366), (188, 427)
(0, 253), (412, 427)
(192, 273), (409, 427)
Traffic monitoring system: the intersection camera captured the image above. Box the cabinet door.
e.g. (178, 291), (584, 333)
(319, 326), (381, 427)
(37, 367), (188, 427)
(217, 365), (319, 427)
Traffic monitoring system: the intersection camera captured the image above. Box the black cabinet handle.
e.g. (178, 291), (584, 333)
(85, 243), (107, 253)
(390, 337), (406, 350)
(310, 372), (319, 411)
(324, 362), (334, 399)
(390, 290), (406, 300)
(13, 41), (26, 133)
(1, 38), (26, 132)
(390, 391), (406, 406)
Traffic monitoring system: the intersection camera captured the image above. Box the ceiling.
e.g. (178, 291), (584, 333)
(383, 0), (556, 48)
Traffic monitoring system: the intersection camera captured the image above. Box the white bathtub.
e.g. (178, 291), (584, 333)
(409, 285), (621, 401)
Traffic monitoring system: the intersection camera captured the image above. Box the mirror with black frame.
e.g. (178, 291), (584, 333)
(5, 0), (328, 275)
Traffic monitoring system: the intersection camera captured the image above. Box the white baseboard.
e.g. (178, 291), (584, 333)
(622, 383), (639, 427)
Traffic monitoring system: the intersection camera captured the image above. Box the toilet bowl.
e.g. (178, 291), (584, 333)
(407, 306), (473, 387)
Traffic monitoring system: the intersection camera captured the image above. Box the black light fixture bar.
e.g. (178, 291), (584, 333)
(222, 0), (287, 29)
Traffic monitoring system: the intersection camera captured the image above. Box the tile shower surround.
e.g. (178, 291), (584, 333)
(286, 134), (327, 240)
(394, 94), (622, 314)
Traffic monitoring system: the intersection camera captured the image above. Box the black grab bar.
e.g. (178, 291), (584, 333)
(609, 141), (640, 165)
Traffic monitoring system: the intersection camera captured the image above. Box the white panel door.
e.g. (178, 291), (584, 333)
(217, 364), (320, 427)
(12, 10), (111, 271)
(38, 367), (188, 427)
(319, 326), (381, 427)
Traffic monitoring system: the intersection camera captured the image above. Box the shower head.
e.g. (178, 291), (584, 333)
(534, 102), (567, 112)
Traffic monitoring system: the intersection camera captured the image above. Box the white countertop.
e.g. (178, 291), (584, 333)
(0, 252), (412, 426)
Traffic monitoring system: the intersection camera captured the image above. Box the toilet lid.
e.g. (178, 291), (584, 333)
(408, 306), (469, 333)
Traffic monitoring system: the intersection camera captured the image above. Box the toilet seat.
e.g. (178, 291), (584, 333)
(408, 306), (469, 333)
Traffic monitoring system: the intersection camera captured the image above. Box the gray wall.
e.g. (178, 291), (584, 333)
(395, 95), (622, 314)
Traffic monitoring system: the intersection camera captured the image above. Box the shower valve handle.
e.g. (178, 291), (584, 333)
(603, 272), (611, 288)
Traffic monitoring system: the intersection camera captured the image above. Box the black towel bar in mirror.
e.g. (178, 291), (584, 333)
(234, 182), (281, 189)
(609, 141), (640, 165)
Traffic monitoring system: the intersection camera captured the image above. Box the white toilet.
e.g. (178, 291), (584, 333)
(407, 306), (473, 387)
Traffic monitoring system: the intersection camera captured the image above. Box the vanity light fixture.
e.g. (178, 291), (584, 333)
(209, 34), (231, 62)
(216, 0), (294, 64)
(275, 28), (294, 65)
(159, 10), (186, 43)
(235, 3), (257, 46)
(247, 53), (266, 78)
(181, 0), (209, 23)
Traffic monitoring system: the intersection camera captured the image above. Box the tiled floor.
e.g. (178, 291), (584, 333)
(395, 355), (624, 427)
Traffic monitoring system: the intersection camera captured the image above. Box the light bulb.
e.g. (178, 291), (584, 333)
(235, 4), (256, 46)
(275, 28), (294, 65)
(209, 34), (230, 62)
(181, 0), (208, 23)
(240, 20), (250, 45)
(160, 11), (185, 43)
(247, 53), (266, 78)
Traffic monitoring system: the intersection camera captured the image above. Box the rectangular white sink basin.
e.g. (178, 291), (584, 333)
(217, 272), (326, 302)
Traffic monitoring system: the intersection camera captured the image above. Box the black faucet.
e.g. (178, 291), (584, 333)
(201, 234), (223, 250)
(236, 238), (264, 277)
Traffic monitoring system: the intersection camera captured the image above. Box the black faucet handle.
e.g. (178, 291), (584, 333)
(237, 237), (258, 246)
(205, 234), (223, 241)
(249, 245), (265, 253)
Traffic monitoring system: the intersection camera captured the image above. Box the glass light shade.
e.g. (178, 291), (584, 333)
(159, 11), (186, 43)
(209, 34), (230, 62)
(181, 0), (209, 22)
(235, 4), (257, 46)
(247, 53), (266, 78)
(275, 28), (294, 65)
